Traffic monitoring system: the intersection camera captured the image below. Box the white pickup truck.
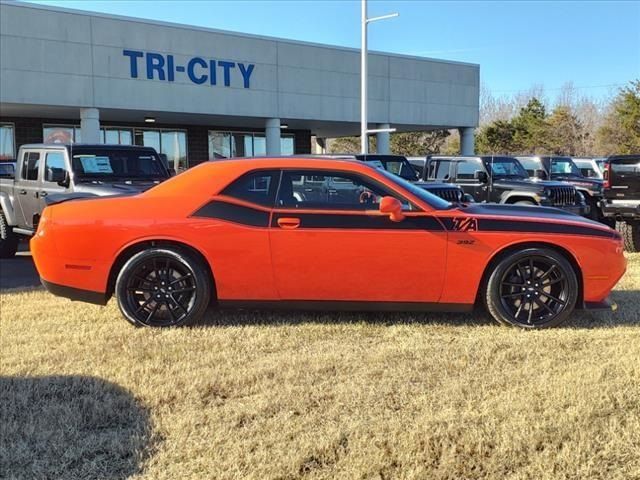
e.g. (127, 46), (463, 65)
(0, 143), (171, 257)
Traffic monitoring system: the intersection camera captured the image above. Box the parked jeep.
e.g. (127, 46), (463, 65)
(516, 155), (604, 220)
(425, 155), (589, 215)
(300, 154), (471, 204)
(601, 154), (640, 252)
(0, 144), (171, 257)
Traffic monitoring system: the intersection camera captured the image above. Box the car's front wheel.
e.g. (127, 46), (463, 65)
(484, 248), (578, 328)
(115, 247), (211, 327)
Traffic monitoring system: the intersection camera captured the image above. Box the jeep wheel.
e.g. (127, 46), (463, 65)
(514, 200), (536, 206)
(484, 248), (578, 328)
(115, 248), (211, 327)
(616, 220), (640, 253)
(0, 210), (19, 258)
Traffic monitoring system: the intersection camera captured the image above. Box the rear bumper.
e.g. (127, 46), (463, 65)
(41, 279), (108, 305)
(582, 297), (618, 312)
(602, 200), (640, 220)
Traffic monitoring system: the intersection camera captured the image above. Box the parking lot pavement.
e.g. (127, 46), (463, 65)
(0, 244), (41, 290)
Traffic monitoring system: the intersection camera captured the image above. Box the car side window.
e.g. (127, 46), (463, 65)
(277, 170), (408, 211)
(433, 160), (451, 181)
(44, 152), (66, 183)
(220, 170), (280, 207)
(456, 161), (481, 180)
(21, 151), (40, 181)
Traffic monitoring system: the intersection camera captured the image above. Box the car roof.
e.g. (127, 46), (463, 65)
(19, 143), (157, 150)
(607, 154), (640, 161)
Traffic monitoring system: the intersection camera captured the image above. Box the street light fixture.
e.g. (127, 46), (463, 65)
(361, 0), (398, 154)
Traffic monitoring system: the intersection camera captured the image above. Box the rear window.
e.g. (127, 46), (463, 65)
(611, 159), (640, 174)
(221, 170), (280, 207)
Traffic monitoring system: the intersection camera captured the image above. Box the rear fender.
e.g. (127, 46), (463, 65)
(0, 192), (17, 226)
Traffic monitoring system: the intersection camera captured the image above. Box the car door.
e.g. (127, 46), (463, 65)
(39, 150), (70, 210)
(15, 149), (42, 230)
(269, 169), (448, 303)
(454, 160), (488, 202)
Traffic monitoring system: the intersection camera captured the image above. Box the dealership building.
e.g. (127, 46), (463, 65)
(0, 1), (479, 171)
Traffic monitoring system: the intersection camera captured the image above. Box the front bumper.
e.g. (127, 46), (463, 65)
(602, 200), (640, 220)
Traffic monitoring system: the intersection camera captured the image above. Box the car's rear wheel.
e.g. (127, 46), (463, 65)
(115, 247), (211, 327)
(616, 220), (640, 253)
(484, 248), (578, 328)
(0, 210), (19, 258)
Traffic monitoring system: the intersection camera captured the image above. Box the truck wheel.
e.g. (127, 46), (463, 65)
(0, 210), (19, 258)
(484, 247), (578, 328)
(616, 221), (640, 253)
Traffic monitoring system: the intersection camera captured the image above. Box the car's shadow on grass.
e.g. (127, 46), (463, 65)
(199, 290), (640, 330)
(0, 375), (155, 480)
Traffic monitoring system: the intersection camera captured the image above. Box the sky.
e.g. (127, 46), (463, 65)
(24, 0), (640, 101)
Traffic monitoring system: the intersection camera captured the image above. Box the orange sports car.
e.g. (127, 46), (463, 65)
(31, 157), (626, 329)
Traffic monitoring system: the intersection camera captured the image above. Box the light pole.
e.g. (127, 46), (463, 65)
(361, 0), (398, 154)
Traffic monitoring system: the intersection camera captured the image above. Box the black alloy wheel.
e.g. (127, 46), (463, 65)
(115, 248), (211, 327)
(485, 248), (578, 328)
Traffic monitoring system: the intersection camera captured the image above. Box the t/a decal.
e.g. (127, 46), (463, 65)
(451, 217), (478, 232)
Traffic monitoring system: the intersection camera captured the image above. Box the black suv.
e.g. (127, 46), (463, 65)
(601, 154), (640, 251)
(310, 154), (471, 204)
(516, 156), (604, 220)
(425, 155), (589, 216)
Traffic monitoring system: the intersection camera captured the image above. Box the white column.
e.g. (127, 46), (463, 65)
(376, 123), (391, 154)
(80, 108), (100, 144)
(265, 118), (281, 156)
(459, 127), (475, 155)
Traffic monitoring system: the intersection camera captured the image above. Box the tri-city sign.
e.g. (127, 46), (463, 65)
(122, 50), (255, 88)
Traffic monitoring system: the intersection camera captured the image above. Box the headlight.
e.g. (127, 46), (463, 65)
(576, 191), (586, 203)
(543, 188), (552, 197)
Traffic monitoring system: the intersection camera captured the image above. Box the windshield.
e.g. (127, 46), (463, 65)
(71, 149), (168, 180)
(364, 157), (418, 180)
(551, 158), (583, 177)
(376, 168), (452, 210)
(484, 157), (529, 178)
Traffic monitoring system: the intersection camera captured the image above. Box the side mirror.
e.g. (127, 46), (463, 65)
(474, 170), (489, 183)
(534, 169), (547, 180)
(168, 167), (177, 177)
(379, 196), (405, 222)
(47, 168), (69, 187)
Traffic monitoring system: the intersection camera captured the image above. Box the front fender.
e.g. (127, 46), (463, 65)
(0, 192), (17, 226)
(499, 190), (539, 205)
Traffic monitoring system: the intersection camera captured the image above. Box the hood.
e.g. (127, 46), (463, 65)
(492, 177), (574, 191)
(551, 175), (604, 192)
(73, 180), (159, 196)
(451, 203), (616, 238)
(415, 181), (459, 190)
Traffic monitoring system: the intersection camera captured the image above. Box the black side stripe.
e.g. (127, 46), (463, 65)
(479, 219), (613, 238)
(271, 213), (444, 231)
(441, 217), (613, 238)
(192, 200), (270, 227)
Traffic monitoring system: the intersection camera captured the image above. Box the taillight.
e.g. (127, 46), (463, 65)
(603, 162), (610, 189)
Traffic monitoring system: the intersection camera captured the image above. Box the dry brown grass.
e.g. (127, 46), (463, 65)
(1, 255), (639, 480)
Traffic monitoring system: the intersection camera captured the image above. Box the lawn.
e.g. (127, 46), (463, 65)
(1, 255), (639, 480)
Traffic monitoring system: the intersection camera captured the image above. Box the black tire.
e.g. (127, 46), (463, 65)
(484, 248), (579, 328)
(0, 210), (19, 259)
(616, 220), (640, 253)
(115, 247), (211, 327)
(514, 200), (536, 206)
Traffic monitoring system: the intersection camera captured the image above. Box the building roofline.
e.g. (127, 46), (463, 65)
(7, 0), (479, 68)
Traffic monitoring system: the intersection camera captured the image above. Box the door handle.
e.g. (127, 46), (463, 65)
(328, 189), (337, 194)
(277, 217), (301, 229)
(40, 191), (48, 197)
(19, 189), (27, 195)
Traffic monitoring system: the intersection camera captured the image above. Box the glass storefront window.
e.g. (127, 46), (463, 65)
(134, 129), (188, 172)
(209, 131), (295, 159)
(0, 124), (15, 160)
(102, 128), (133, 145)
(43, 125), (81, 144)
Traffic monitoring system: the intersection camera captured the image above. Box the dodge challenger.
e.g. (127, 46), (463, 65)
(30, 157), (626, 329)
